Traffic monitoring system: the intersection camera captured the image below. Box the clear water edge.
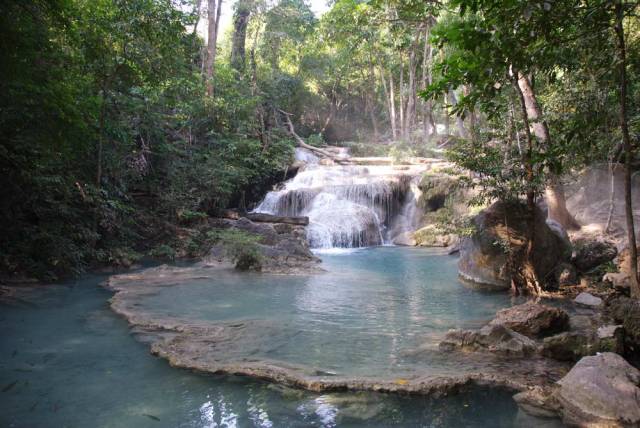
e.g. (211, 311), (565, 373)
(0, 247), (559, 427)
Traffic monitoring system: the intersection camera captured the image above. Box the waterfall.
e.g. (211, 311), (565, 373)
(254, 149), (427, 249)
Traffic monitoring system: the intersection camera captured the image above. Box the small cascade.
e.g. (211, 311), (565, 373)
(254, 148), (429, 249)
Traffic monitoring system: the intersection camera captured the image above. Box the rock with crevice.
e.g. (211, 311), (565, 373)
(488, 302), (570, 338)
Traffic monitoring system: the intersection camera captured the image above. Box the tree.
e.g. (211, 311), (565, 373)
(206, 0), (223, 96)
(614, 0), (639, 297)
(231, 0), (253, 73)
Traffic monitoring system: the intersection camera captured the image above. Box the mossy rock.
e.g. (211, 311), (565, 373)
(414, 225), (456, 247)
(418, 174), (460, 212)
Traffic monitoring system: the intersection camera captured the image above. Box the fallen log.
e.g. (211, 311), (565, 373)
(216, 209), (309, 225)
(245, 212), (309, 225)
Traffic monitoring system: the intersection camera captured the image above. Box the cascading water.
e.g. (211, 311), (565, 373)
(254, 148), (427, 249)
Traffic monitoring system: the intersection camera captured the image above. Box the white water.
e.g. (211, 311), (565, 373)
(255, 148), (427, 248)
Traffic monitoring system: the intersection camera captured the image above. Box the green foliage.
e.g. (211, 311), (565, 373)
(0, 0), (294, 279)
(207, 229), (263, 270)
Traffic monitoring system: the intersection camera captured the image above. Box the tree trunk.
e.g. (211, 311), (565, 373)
(422, 26), (435, 140)
(406, 44), (417, 141)
(205, 0), (222, 96)
(615, 1), (639, 298)
(516, 72), (580, 231)
(389, 72), (397, 140)
(512, 77), (544, 295)
(399, 60), (405, 140)
(230, 0), (251, 73)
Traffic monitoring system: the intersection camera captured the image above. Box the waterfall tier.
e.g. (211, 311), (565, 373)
(255, 152), (428, 249)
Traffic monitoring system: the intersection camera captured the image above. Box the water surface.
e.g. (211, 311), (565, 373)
(0, 248), (540, 427)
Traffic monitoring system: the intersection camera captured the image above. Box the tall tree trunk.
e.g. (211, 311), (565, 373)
(230, 0), (251, 73)
(205, 0), (222, 96)
(615, 1), (639, 298)
(378, 66), (392, 139)
(406, 43), (417, 142)
(422, 26), (435, 140)
(399, 59), (405, 140)
(389, 72), (397, 140)
(516, 73), (580, 230)
(512, 77), (543, 295)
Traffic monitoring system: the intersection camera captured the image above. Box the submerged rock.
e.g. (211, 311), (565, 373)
(458, 201), (571, 290)
(488, 302), (570, 338)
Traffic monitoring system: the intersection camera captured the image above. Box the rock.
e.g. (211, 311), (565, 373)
(418, 174), (459, 212)
(546, 218), (569, 239)
(516, 353), (640, 426)
(392, 231), (416, 246)
(489, 302), (570, 338)
(555, 353), (640, 427)
(458, 201), (572, 290)
(513, 387), (560, 419)
(440, 324), (538, 357)
(555, 262), (577, 287)
(608, 296), (640, 355)
(413, 225), (456, 247)
(574, 292), (603, 308)
(542, 332), (591, 361)
(541, 327), (623, 362)
(572, 238), (617, 272)
(206, 217), (321, 274)
(604, 271), (631, 292)
(597, 325), (625, 355)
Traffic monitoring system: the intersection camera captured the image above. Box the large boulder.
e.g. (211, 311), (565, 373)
(458, 201), (571, 290)
(572, 238), (617, 272)
(515, 353), (640, 426)
(556, 353), (640, 426)
(488, 302), (570, 338)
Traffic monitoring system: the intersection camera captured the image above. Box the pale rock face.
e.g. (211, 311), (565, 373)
(516, 353), (640, 427)
(556, 353), (640, 427)
(574, 292), (603, 308)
